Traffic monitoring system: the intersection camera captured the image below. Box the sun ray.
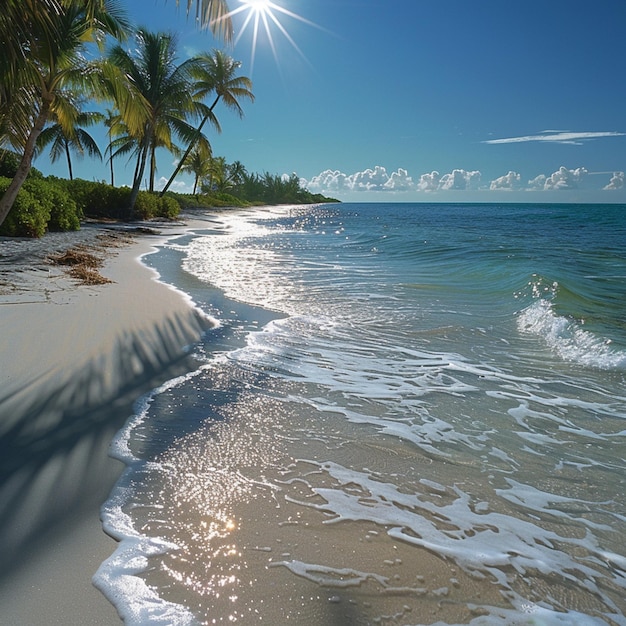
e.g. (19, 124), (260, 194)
(265, 9), (308, 65)
(260, 10), (280, 69)
(224, 0), (330, 75)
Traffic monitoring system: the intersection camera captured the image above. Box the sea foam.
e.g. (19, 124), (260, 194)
(517, 298), (626, 370)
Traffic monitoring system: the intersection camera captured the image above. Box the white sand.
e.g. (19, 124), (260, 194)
(0, 221), (211, 624)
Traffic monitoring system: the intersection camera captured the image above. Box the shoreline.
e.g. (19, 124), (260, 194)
(0, 217), (213, 624)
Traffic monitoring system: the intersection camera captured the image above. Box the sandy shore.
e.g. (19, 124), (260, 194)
(0, 218), (212, 624)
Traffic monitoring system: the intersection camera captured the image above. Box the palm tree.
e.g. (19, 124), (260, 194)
(208, 156), (228, 191)
(181, 142), (213, 195)
(0, 0), (129, 228)
(160, 50), (254, 196)
(0, 1), (110, 84)
(37, 97), (104, 180)
(206, 157), (247, 193)
(226, 160), (247, 188)
(106, 29), (202, 214)
(0, 1), (231, 79)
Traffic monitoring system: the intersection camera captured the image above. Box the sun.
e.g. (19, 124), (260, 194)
(224, 0), (324, 74)
(242, 0), (272, 11)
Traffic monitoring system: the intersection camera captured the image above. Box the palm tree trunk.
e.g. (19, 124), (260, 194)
(108, 129), (115, 186)
(149, 143), (156, 192)
(159, 95), (220, 197)
(128, 137), (150, 219)
(132, 145), (142, 190)
(0, 101), (50, 228)
(65, 139), (74, 180)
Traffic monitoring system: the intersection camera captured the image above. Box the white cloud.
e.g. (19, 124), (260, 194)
(603, 171), (625, 190)
(351, 166), (390, 191)
(439, 169), (481, 190)
(417, 169), (481, 192)
(483, 131), (626, 145)
(528, 174), (547, 190)
(490, 171), (522, 190)
(543, 166), (587, 190)
(384, 168), (413, 191)
(306, 169), (350, 191)
(416, 171), (441, 192)
(303, 164), (623, 196)
(155, 176), (191, 193)
(306, 166), (414, 193)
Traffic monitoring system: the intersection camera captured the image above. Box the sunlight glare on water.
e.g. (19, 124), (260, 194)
(97, 204), (626, 625)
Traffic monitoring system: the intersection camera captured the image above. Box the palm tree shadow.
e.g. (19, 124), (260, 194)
(0, 309), (211, 581)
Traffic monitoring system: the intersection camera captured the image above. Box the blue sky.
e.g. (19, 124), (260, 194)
(38, 0), (626, 202)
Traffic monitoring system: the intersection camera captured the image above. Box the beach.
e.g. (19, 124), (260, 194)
(2, 203), (624, 625)
(0, 218), (211, 624)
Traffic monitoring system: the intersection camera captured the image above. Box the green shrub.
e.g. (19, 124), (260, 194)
(211, 192), (241, 206)
(134, 190), (158, 219)
(63, 179), (129, 219)
(0, 150), (20, 178)
(0, 177), (49, 237)
(23, 178), (82, 231)
(157, 195), (180, 219)
(165, 193), (207, 209)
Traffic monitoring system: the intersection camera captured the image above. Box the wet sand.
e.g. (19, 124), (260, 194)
(0, 219), (211, 624)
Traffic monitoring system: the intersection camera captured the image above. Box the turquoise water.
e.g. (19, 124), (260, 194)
(97, 203), (626, 625)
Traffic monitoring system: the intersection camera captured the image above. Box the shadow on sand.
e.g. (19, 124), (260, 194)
(0, 310), (210, 581)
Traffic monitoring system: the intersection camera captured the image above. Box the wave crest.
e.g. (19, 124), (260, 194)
(517, 298), (626, 370)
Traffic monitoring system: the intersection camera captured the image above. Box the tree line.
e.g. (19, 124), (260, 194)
(0, 0), (336, 237)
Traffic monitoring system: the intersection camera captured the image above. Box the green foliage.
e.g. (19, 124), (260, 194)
(46, 180), (179, 221)
(134, 190), (159, 219)
(0, 175), (181, 229)
(0, 150), (44, 180)
(0, 177), (48, 237)
(165, 190), (248, 210)
(134, 191), (181, 220)
(231, 171), (337, 206)
(165, 161), (337, 210)
(0, 150), (20, 178)
(23, 178), (82, 231)
(61, 179), (129, 219)
(158, 195), (181, 219)
(210, 191), (244, 206)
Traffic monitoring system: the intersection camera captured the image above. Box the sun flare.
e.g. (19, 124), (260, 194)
(242, 0), (272, 11)
(224, 0), (324, 74)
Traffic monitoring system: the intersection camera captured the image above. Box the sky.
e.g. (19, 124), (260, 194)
(37, 0), (626, 203)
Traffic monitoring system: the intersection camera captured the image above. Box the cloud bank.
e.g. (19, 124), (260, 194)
(303, 166), (624, 196)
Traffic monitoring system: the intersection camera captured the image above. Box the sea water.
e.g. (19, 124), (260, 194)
(95, 203), (626, 625)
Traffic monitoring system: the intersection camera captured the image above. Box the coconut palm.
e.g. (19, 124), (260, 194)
(0, 0), (129, 228)
(181, 141), (213, 195)
(208, 156), (228, 191)
(226, 160), (247, 188)
(106, 28), (204, 214)
(0, 1), (230, 80)
(206, 157), (247, 193)
(160, 49), (254, 196)
(0, 1), (110, 83)
(37, 97), (104, 180)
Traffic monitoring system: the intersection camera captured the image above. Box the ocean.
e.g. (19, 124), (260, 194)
(95, 203), (626, 625)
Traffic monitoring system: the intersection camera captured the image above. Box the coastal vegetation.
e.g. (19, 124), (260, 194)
(0, 0), (336, 237)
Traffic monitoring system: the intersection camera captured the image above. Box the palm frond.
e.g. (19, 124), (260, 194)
(177, 0), (233, 43)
